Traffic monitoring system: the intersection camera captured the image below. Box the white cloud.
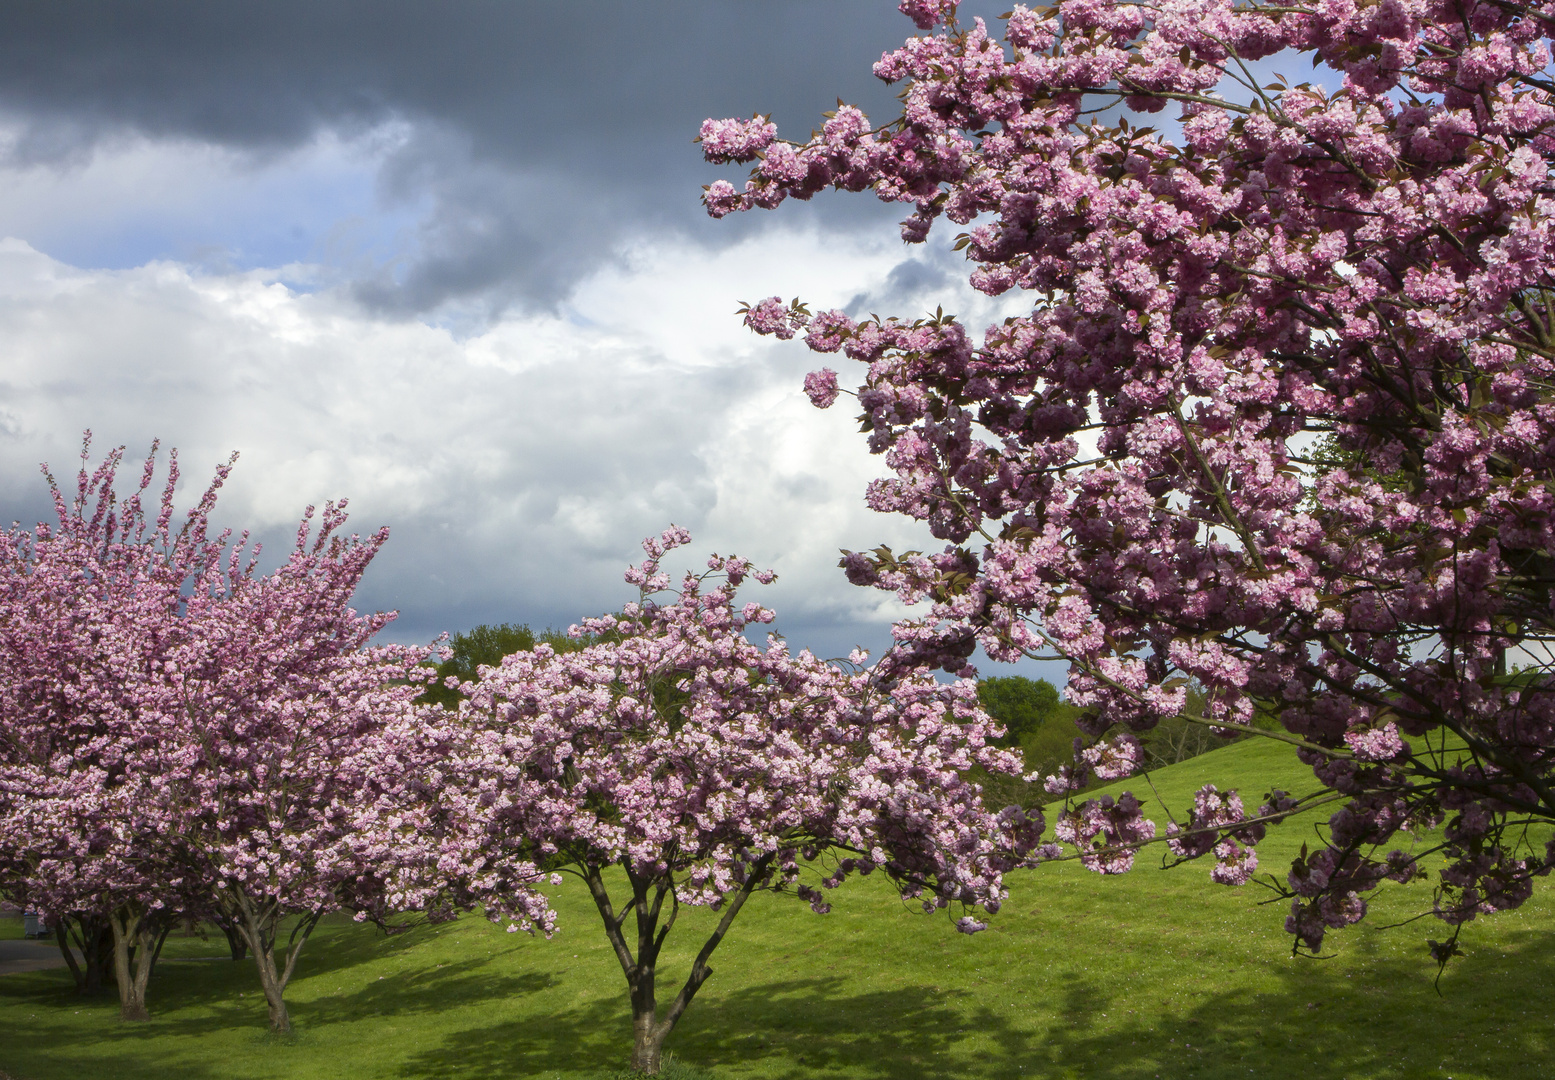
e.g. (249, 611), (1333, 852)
(0, 227), (1005, 659)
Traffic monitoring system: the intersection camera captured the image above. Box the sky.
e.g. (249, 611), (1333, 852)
(0, 0), (1062, 677)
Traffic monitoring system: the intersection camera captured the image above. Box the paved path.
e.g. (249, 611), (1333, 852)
(0, 939), (74, 976)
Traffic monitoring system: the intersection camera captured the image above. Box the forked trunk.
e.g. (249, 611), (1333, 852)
(249, 943), (293, 1033)
(107, 906), (157, 1022)
(585, 856), (772, 1075)
(54, 922), (84, 991)
(226, 892), (324, 1034)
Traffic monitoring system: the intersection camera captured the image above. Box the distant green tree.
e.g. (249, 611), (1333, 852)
(975, 675), (1059, 746)
(974, 675), (1083, 808)
(420, 623), (586, 709)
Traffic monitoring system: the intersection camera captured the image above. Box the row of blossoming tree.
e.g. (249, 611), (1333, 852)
(0, 441), (1045, 1072)
(700, 0), (1555, 965)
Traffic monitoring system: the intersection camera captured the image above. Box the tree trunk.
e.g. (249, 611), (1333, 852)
(226, 892), (323, 1034)
(54, 913), (112, 994)
(53, 922), (84, 991)
(92, 922), (115, 991)
(148, 922), (173, 979)
(250, 942), (293, 1033)
(212, 912), (248, 961)
(631, 1008), (669, 1074)
(585, 856), (772, 1075)
(107, 906), (156, 1022)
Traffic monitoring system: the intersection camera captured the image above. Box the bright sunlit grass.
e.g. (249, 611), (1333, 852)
(1, 735), (1548, 1079)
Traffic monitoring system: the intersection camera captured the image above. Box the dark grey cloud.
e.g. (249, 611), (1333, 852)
(0, 1), (929, 314)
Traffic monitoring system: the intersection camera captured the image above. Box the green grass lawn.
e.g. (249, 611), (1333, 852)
(1, 736), (1548, 1079)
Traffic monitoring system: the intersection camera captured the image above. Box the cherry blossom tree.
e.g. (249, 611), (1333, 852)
(0, 440), (229, 1019)
(704, 0), (1555, 960)
(446, 529), (1041, 1073)
(165, 501), (458, 1033)
(0, 439), (461, 1029)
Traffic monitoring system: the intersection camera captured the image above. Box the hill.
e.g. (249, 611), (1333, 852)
(0, 735), (1548, 1079)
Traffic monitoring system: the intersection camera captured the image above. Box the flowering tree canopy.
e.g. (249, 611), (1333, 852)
(0, 440), (229, 1019)
(0, 440), (452, 1030)
(704, 0), (1555, 959)
(168, 500), (449, 1033)
(447, 529), (1041, 1073)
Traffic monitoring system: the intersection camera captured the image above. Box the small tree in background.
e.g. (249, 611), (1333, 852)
(446, 529), (1041, 1074)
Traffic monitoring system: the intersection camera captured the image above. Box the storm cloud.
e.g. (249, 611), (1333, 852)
(0, 1), (923, 314)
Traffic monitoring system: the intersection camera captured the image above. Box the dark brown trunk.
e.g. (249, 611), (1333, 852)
(212, 913), (248, 961)
(54, 913), (112, 994)
(53, 922), (84, 991)
(147, 922), (173, 979)
(92, 922), (114, 991)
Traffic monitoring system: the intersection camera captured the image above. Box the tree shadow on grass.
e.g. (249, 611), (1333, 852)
(300, 960), (559, 1026)
(6, 920), (1552, 1080)
(396, 927), (1555, 1080)
(979, 937), (1554, 1080)
(0, 952), (559, 1080)
(390, 972), (1057, 1080)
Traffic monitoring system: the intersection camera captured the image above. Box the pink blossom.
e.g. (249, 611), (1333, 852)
(743, 295), (803, 340)
(1344, 721), (1406, 762)
(1080, 733), (1143, 780)
(804, 368), (841, 408)
(701, 179), (745, 218)
(899, 0), (959, 31)
(698, 115), (778, 163)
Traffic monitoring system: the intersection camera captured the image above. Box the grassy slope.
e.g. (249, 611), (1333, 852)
(0, 735), (1549, 1080)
